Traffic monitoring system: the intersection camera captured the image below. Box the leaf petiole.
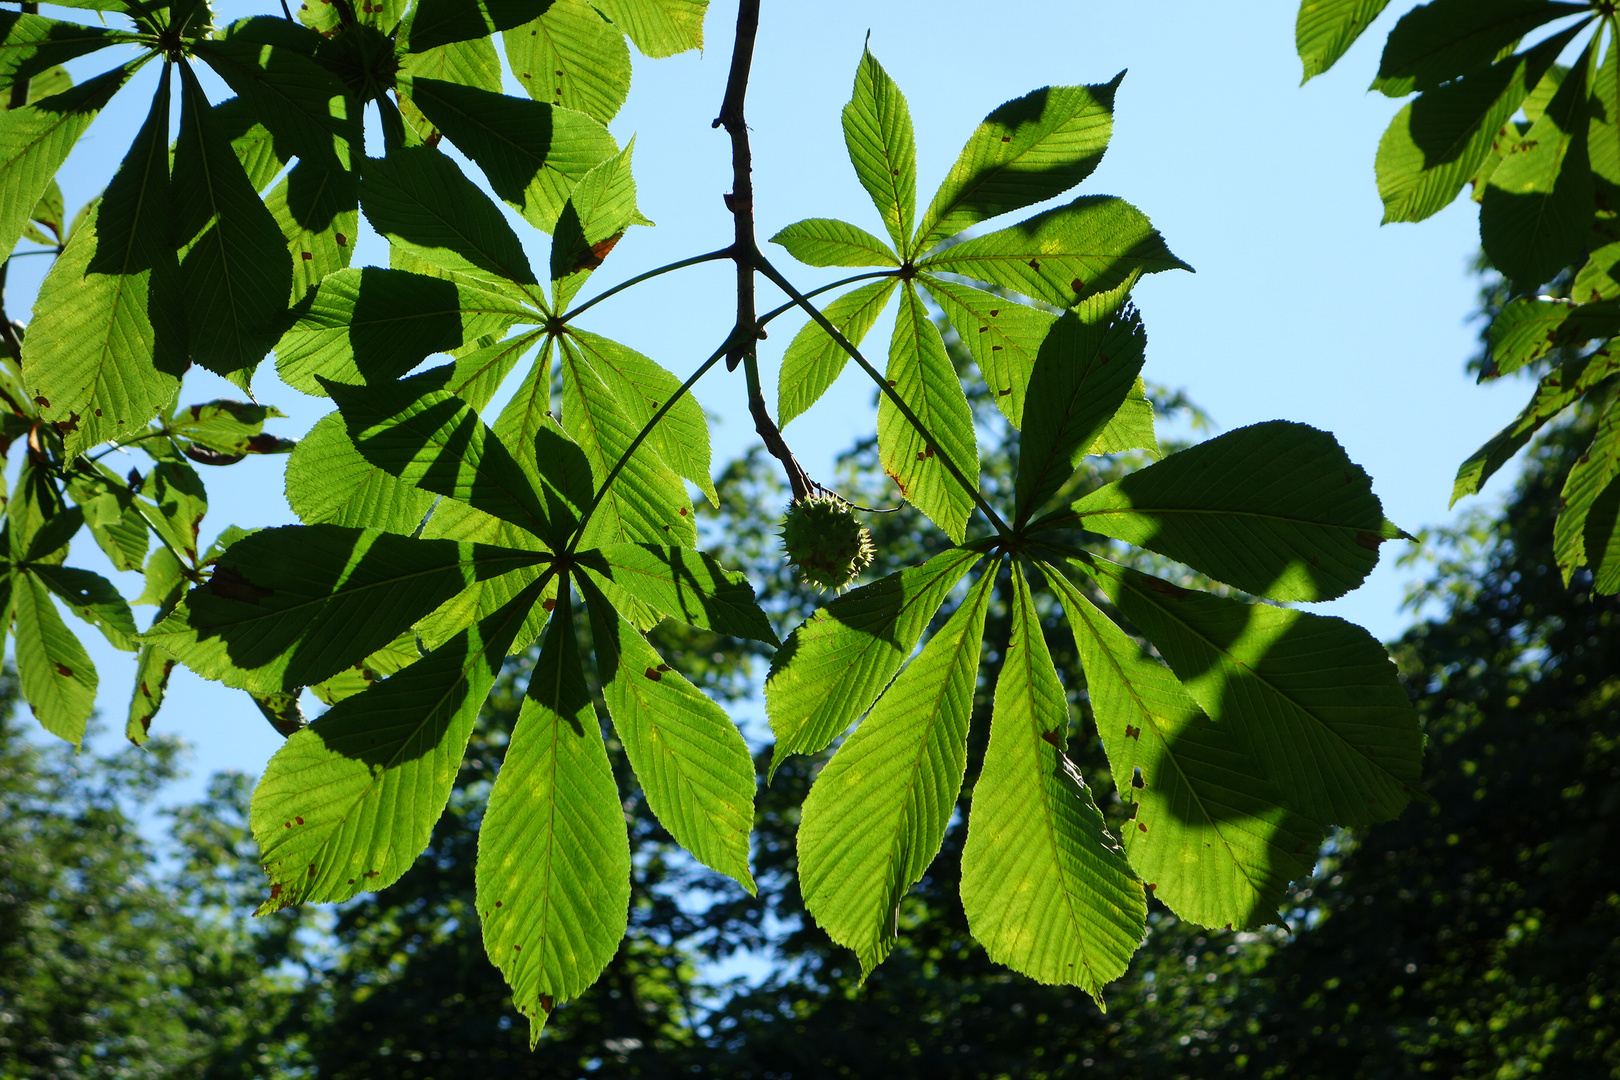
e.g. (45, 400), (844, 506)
(560, 249), (735, 324)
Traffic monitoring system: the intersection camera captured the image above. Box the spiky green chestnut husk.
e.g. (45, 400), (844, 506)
(779, 494), (874, 591)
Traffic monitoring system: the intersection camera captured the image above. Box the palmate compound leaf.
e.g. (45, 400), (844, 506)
(798, 566), (997, 975)
(252, 573), (552, 912)
(919, 195), (1190, 312)
(960, 564), (1144, 999)
(23, 66), (184, 457)
(1064, 421), (1408, 603)
(842, 47), (915, 255)
(878, 284), (978, 543)
(764, 546), (982, 773)
(323, 373), (563, 548)
(274, 267), (533, 395)
(914, 76), (1120, 256)
(1048, 566), (1324, 930)
(1553, 398), (1620, 590)
(144, 524), (547, 694)
(776, 278), (898, 427)
(1014, 306), (1147, 526)
(406, 76), (619, 232)
(577, 543), (778, 645)
(1067, 555), (1423, 826)
(476, 585), (629, 1046)
(503, 0), (632, 122)
(1374, 24), (1579, 224)
(582, 576), (756, 890)
(285, 336), (538, 533)
(1296, 0), (1393, 82)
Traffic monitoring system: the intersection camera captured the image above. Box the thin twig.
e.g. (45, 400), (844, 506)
(714, 0), (762, 373)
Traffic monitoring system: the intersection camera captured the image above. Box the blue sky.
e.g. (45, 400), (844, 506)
(11, 0), (1531, 809)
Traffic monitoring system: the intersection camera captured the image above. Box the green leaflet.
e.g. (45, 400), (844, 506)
(583, 576), (755, 891)
(398, 27), (503, 105)
(1090, 377), (1157, 456)
(567, 329), (714, 503)
(409, 77), (618, 234)
(504, 0), (631, 123)
(362, 144), (543, 302)
(770, 217), (900, 268)
(415, 499), (556, 652)
(915, 76), (1120, 254)
(777, 278), (898, 427)
(590, 0), (706, 58)
(961, 565), (1143, 997)
(842, 48), (915, 255)
(551, 142), (651, 309)
(1066, 421), (1404, 603)
(23, 71), (182, 458)
(920, 196), (1190, 310)
(1073, 556), (1423, 826)
(172, 61), (291, 383)
(252, 574), (550, 911)
(168, 399), (293, 461)
(1015, 307), (1146, 526)
(275, 267), (533, 394)
(132, 462), (208, 565)
(477, 587), (628, 1045)
(266, 156), (359, 304)
(1453, 348), (1620, 503)
(556, 333), (695, 548)
(0, 12), (126, 89)
(324, 376), (562, 547)
(491, 339), (598, 540)
(797, 567), (996, 975)
(31, 564), (138, 650)
(1296, 0), (1393, 82)
(1480, 38), (1593, 288)
(1484, 296), (1572, 377)
(406, 0), (552, 52)
(65, 466), (147, 572)
(285, 411), (436, 533)
(921, 274), (1054, 429)
(310, 631), (422, 706)
(1372, 0), (1581, 97)
(1553, 399), (1620, 588)
(1574, 240), (1620, 302)
(144, 525), (546, 694)
(125, 643), (176, 746)
(1374, 25), (1578, 224)
(764, 546), (981, 774)
(13, 573), (96, 745)
(1052, 568), (1322, 930)
(193, 38), (358, 169)
(577, 543), (777, 644)
(878, 285), (978, 543)
(0, 62), (127, 262)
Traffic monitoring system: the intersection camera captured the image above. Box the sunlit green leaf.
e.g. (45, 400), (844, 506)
(1297, 0), (1393, 82)
(771, 217), (899, 268)
(915, 76), (1119, 253)
(31, 564), (137, 650)
(551, 142), (652, 309)
(578, 543), (776, 644)
(841, 47), (915, 254)
(1372, 0), (1581, 97)
(1053, 568), (1322, 929)
(798, 568), (995, 974)
(777, 278), (898, 428)
(764, 546), (981, 773)
(13, 573), (95, 745)
(584, 576), (755, 890)
(878, 285), (977, 542)
(962, 565), (1144, 995)
(589, 0), (705, 58)
(477, 587), (628, 1046)
(1553, 399), (1620, 587)
(252, 575), (549, 910)
(125, 643), (176, 746)
(505, 0), (631, 122)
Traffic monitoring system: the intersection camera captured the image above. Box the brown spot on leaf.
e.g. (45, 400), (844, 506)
(1143, 577), (1189, 600)
(567, 231), (624, 275)
(53, 411), (80, 435)
(1124, 724), (1140, 740)
(513, 944), (521, 951)
(495, 900), (502, 907)
(542, 598), (556, 611)
(296, 816), (304, 825)
(1071, 277), (1084, 293)
(539, 994), (554, 1014)
(998, 387), (1011, 396)
(1000, 135), (1011, 143)
(1040, 729), (1063, 748)
(301, 251), (313, 260)
(1145, 882), (1156, 891)
(1027, 259), (1040, 270)
(645, 667), (662, 681)
(335, 233), (347, 246)
(308, 864), (318, 876)
(1137, 822), (1148, 832)
(209, 566), (274, 605)
(55, 663), (71, 677)
(988, 309), (1000, 317)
